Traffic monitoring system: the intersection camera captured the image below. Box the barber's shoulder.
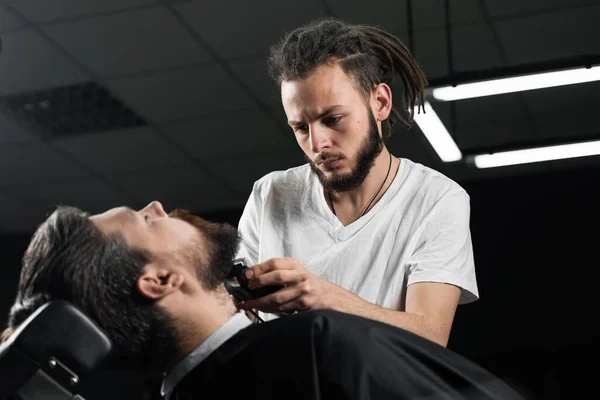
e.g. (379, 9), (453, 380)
(404, 158), (469, 201)
(253, 164), (312, 193)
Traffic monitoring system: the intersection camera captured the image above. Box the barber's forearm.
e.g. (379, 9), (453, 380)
(322, 287), (449, 347)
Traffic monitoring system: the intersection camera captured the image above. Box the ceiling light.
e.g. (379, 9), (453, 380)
(472, 140), (600, 168)
(432, 66), (600, 101)
(413, 101), (462, 162)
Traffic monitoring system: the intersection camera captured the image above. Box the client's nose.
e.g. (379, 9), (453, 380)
(140, 201), (168, 219)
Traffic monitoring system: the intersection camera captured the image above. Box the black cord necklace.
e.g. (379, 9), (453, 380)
(328, 152), (393, 218)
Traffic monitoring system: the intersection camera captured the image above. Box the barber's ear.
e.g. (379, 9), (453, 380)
(371, 83), (392, 122)
(137, 264), (184, 300)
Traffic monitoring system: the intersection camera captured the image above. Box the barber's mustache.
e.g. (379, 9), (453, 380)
(314, 153), (345, 164)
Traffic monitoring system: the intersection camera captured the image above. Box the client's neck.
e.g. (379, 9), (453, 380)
(174, 287), (237, 360)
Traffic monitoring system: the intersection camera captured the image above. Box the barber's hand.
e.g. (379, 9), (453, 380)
(238, 257), (332, 314)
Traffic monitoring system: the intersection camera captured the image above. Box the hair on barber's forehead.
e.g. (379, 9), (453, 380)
(268, 18), (428, 138)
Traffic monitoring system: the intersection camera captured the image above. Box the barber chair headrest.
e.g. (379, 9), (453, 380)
(0, 300), (112, 400)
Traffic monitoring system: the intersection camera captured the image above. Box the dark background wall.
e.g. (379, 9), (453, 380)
(1, 163), (598, 399)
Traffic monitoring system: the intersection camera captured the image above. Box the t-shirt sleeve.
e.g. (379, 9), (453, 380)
(235, 179), (264, 266)
(406, 190), (479, 304)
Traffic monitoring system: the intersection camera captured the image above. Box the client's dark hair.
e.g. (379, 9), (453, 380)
(7, 206), (177, 372)
(268, 18), (428, 138)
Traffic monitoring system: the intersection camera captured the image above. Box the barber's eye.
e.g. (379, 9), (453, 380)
(325, 116), (342, 125)
(294, 125), (308, 134)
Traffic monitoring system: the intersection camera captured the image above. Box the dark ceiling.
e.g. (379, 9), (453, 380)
(0, 0), (599, 234)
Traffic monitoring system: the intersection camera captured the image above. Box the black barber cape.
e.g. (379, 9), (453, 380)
(171, 310), (525, 400)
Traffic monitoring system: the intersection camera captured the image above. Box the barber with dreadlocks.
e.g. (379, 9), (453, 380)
(236, 18), (478, 348)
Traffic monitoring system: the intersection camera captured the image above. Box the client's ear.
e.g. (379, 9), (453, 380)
(137, 264), (184, 300)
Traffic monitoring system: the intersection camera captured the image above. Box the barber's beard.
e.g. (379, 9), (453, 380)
(307, 112), (384, 193)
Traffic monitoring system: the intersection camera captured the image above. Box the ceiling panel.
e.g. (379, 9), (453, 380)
(483, 0), (596, 18)
(228, 56), (282, 108)
(0, 142), (89, 186)
(413, 0), (483, 30)
(0, 113), (37, 144)
(326, 0), (482, 32)
(453, 94), (527, 128)
(0, 193), (51, 234)
(43, 6), (212, 77)
(9, 177), (133, 215)
(494, 4), (600, 65)
(212, 151), (307, 194)
(325, 0), (409, 33)
(520, 82), (600, 116)
(104, 65), (255, 123)
(160, 108), (296, 162)
(173, 0), (330, 59)
(4, 0), (157, 23)
(534, 110), (600, 142)
(0, 5), (26, 32)
(455, 119), (537, 152)
(0, 29), (90, 96)
(53, 126), (192, 174)
(108, 165), (246, 213)
(416, 23), (503, 78)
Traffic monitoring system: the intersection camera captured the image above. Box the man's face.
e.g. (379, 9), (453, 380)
(90, 201), (238, 284)
(281, 63), (383, 192)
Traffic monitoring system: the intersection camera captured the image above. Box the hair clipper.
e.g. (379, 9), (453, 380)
(225, 258), (283, 301)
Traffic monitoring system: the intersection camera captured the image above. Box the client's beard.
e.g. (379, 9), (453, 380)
(307, 111), (384, 193)
(169, 209), (240, 290)
(120, 211), (240, 375)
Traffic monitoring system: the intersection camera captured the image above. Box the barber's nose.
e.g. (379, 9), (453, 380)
(140, 201), (168, 219)
(309, 126), (331, 154)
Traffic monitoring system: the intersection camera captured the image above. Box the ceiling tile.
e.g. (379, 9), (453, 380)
(520, 81), (600, 116)
(53, 126), (192, 174)
(105, 65), (255, 122)
(455, 119), (537, 152)
(494, 4), (600, 65)
(228, 56), (281, 108)
(326, 0), (482, 32)
(160, 108), (296, 162)
(325, 0), (409, 33)
(0, 29), (90, 96)
(416, 23), (501, 78)
(483, 0), (595, 18)
(534, 110), (600, 142)
(9, 177), (133, 215)
(4, 0), (156, 23)
(212, 151), (306, 194)
(0, 5), (26, 32)
(109, 165), (246, 213)
(0, 193), (50, 234)
(413, 28), (448, 77)
(43, 7), (212, 77)
(0, 113), (37, 144)
(453, 94), (527, 128)
(173, 0), (330, 59)
(412, 0), (483, 30)
(0, 142), (89, 186)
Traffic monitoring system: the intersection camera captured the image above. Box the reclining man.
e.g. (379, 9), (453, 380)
(2, 201), (524, 400)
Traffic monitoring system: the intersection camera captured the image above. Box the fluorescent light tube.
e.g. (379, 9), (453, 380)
(473, 140), (600, 169)
(413, 101), (462, 162)
(432, 66), (600, 101)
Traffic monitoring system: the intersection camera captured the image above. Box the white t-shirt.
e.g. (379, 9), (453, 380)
(236, 158), (479, 320)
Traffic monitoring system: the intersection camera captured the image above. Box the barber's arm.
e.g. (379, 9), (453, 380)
(239, 191), (476, 347)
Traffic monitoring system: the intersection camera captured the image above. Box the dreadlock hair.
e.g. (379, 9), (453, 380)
(268, 18), (428, 138)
